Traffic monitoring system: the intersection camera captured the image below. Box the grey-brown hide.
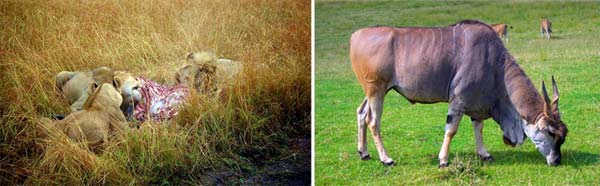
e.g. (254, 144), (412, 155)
(350, 20), (567, 167)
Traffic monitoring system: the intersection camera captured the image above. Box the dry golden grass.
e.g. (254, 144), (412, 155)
(0, 0), (310, 184)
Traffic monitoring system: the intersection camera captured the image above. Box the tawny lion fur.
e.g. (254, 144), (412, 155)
(51, 83), (128, 149)
(56, 67), (114, 111)
(113, 71), (142, 120)
(56, 67), (142, 118)
(175, 51), (243, 94)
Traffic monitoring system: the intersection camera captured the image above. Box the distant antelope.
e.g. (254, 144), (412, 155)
(350, 20), (567, 167)
(541, 19), (552, 40)
(491, 23), (512, 43)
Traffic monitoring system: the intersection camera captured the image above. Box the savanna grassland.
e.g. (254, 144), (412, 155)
(0, 0), (310, 185)
(316, 1), (600, 185)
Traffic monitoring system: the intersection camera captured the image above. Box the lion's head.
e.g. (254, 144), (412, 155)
(175, 63), (217, 92)
(113, 71), (142, 119)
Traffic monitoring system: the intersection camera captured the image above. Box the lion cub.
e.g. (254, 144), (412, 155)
(54, 82), (128, 149)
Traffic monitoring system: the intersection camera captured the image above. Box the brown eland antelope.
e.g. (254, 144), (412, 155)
(350, 20), (567, 167)
(541, 19), (552, 40)
(491, 23), (512, 42)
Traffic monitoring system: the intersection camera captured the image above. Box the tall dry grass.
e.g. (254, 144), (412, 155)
(0, 0), (310, 184)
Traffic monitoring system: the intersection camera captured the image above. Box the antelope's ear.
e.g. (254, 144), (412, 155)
(541, 81), (552, 116)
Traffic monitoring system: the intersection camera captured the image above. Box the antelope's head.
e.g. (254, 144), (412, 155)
(524, 76), (568, 166)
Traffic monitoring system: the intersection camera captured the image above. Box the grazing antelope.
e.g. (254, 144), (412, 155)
(350, 20), (567, 167)
(541, 19), (552, 40)
(491, 23), (512, 43)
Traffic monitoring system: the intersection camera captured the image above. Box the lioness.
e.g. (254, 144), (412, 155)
(54, 82), (128, 149)
(56, 68), (142, 120)
(541, 18), (552, 40)
(113, 71), (142, 120)
(56, 67), (114, 111)
(490, 23), (512, 42)
(175, 51), (243, 94)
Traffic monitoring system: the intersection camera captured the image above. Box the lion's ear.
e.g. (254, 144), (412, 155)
(113, 76), (122, 89)
(83, 82), (102, 109)
(56, 71), (76, 92)
(113, 79), (118, 88)
(186, 53), (195, 61)
(87, 82), (98, 96)
(174, 71), (181, 84)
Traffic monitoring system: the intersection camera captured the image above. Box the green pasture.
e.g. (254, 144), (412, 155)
(315, 1), (600, 185)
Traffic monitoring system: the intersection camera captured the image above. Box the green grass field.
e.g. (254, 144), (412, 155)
(315, 1), (600, 185)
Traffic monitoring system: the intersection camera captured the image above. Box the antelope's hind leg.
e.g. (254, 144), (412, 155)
(357, 98), (370, 160)
(365, 90), (394, 166)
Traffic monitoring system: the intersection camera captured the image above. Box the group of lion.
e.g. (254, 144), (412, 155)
(40, 52), (242, 150)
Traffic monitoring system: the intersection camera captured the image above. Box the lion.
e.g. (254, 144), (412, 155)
(113, 71), (142, 120)
(175, 62), (217, 93)
(175, 51), (243, 95)
(56, 67), (114, 111)
(56, 67), (142, 120)
(53, 82), (128, 149)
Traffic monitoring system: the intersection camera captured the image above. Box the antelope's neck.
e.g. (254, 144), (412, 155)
(503, 57), (545, 123)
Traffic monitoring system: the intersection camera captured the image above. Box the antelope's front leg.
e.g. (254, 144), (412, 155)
(472, 119), (492, 161)
(438, 111), (463, 168)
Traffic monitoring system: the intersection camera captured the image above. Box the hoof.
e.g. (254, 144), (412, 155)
(361, 154), (371, 160)
(381, 160), (395, 166)
(479, 155), (494, 162)
(439, 163), (449, 168)
(358, 151), (370, 160)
